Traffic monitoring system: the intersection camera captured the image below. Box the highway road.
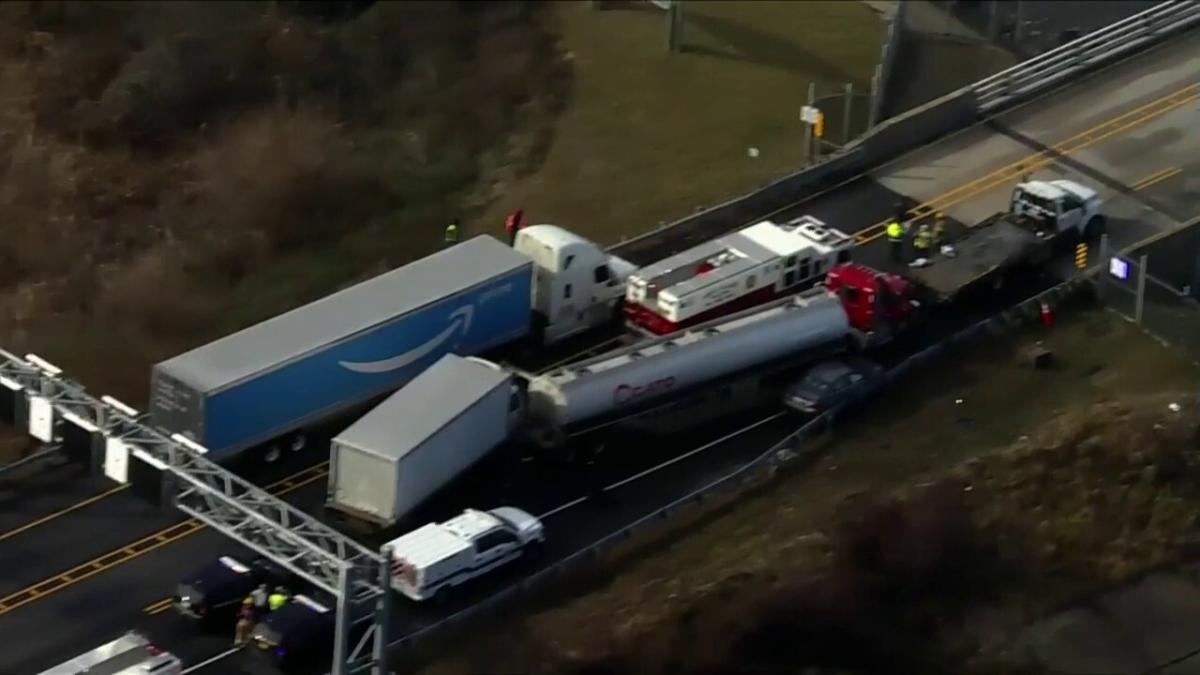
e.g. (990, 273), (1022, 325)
(2, 28), (1199, 675)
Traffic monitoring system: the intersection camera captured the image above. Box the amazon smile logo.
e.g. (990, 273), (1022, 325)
(337, 305), (475, 374)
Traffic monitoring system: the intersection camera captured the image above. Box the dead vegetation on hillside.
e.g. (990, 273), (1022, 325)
(506, 393), (1200, 675)
(0, 0), (567, 404)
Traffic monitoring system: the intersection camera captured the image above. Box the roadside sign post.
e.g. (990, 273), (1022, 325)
(1108, 256), (1130, 281)
(1135, 254), (1148, 323)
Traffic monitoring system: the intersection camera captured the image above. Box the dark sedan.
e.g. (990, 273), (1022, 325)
(173, 554), (295, 628)
(783, 358), (885, 414)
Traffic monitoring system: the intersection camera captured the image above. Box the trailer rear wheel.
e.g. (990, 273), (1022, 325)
(263, 444), (282, 464)
(289, 433), (307, 453)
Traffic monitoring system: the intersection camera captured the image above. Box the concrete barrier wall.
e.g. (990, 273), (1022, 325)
(857, 88), (979, 167)
(611, 149), (866, 266)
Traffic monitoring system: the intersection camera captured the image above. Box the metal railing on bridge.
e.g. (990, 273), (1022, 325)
(972, 0), (1200, 113)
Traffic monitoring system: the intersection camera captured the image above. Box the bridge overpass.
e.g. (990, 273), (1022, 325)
(0, 14), (1198, 675)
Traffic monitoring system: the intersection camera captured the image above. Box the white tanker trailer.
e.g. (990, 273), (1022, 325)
(518, 286), (855, 446)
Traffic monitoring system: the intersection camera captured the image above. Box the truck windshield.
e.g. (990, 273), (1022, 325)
(176, 584), (204, 606)
(1017, 190), (1056, 217)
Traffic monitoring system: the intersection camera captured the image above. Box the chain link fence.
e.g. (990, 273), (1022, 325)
(936, 0), (1166, 58)
(813, 81), (874, 154)
(1096, 221), (1200, 363)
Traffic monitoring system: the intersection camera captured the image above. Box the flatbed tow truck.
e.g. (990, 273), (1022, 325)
(897, 178), (1104, 303)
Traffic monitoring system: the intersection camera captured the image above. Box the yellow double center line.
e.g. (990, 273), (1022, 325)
(143, 596), (174, 615)
(0, 484), (129, 544)
(1130, 166), (1183, 191)
(852, 82), (1198, 246)
(0, 462), (330, 617)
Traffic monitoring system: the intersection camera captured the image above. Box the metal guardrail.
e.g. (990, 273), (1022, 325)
(386, 274), (1093, 656)
(972, 0), (1200, 113)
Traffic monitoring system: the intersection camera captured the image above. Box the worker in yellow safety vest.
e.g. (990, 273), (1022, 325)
(444, 220), (460, 247)
(913, 224), (934, 259)
(267, 586), (289, 612)
(886, 219), (906, 262)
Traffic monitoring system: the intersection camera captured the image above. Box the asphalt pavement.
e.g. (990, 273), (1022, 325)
(3, 27), (1200, 675)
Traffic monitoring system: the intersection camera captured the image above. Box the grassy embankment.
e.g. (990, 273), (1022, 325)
(0, 0), (884, 461)
(414, 304), (1200, 675)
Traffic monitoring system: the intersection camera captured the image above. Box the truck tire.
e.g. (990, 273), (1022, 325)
(1084, 215), (1105, 239)
(263, 444), (282, 464)
(288, 433), (307, 453)
(526, 539), (547, 562)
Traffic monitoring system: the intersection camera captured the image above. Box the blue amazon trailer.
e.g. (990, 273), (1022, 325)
(148, 236), (534, 464)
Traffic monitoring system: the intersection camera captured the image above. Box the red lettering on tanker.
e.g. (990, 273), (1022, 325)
(613, 377), (677, 405)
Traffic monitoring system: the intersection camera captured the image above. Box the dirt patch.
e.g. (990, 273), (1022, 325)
(411, 307), (1199, 675)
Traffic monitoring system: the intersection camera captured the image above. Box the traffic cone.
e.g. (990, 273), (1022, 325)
(1039, 300), (1053, 328)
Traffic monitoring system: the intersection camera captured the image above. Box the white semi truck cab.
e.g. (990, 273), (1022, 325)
(515, 225), (638, 344)
(1010, 179), (1104, 239)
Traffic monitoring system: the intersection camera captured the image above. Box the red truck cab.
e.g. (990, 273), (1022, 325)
(825, 263), (916, 335)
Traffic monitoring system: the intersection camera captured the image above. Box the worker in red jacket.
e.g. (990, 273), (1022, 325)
(505, 208), (525, 246)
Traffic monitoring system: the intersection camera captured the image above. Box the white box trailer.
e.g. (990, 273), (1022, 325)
(327, 354), (520, 528)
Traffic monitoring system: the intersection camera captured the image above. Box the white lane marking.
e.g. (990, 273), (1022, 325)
(181, 646), (242, 673)
(605, 411), (788, 491)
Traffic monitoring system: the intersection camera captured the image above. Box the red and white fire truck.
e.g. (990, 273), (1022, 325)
(623, 215), (854, 335)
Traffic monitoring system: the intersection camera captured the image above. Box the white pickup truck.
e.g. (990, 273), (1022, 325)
(1010, 178), (1105, 239)
(385, 507), (545, 602)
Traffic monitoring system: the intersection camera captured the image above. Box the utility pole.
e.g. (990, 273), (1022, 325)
(667, 1), (684, 53)
(842, 82), (854, 145)
(802, 82), (816, 164)
(1013, 0), (1025, 47)
(988, 0), (1001, 42)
